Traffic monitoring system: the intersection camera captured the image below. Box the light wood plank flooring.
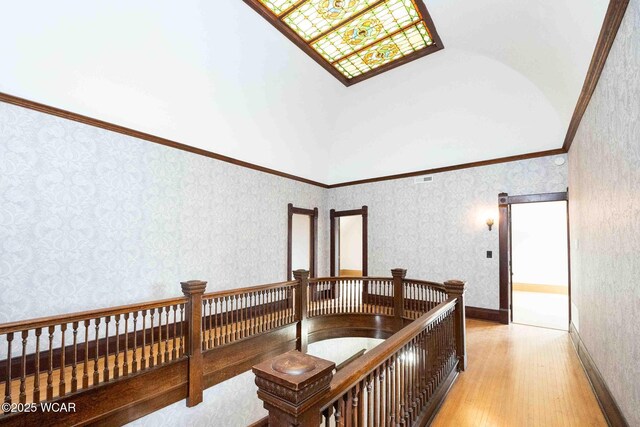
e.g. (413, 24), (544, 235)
(432, 319), (606, 427)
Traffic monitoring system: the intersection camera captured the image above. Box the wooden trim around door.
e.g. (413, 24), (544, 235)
(287, 203), (318, 280)
(498, 192), (570, 325)
(330, 206), (368, 276)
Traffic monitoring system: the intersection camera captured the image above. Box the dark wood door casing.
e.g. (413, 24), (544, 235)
(329, 206), (368, 277)
(498, 192), (569, 325)
(287, 203), (318, 280)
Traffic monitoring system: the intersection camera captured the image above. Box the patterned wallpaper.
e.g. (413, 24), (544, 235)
(0, 102), (328, 323)
(1, 84), (569, 423)
(329, 156), (568, 309)
(568, 1), (639, 424)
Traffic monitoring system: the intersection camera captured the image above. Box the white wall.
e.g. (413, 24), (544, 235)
(291, 214), (311, 272)
(339, 215), (362, 271)
(511, 201), (568, 286)
(568, 1), (640, 424)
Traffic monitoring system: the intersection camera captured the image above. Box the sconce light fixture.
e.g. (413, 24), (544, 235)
(486, 218), (494, 231)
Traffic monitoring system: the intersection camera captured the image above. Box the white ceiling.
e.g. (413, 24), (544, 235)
(0, 0), (608, 184)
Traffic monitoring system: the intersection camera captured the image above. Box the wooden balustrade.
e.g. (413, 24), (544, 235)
(200, 281), (298, 351)
(0, 268), (464, 426)
(0, 296), (187, 410)
(307, 277), (395, 317)
(253, 273), (467, 427)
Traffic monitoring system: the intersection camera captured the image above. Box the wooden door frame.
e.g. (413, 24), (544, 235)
(498, 191), (570, 326)
(330, 206), (368, 277)
(287, 203), (318, 280)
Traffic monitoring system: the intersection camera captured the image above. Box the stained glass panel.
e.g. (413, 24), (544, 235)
(283, 0), (379, 41)
(311, 0), (420, 63)
(334, 21), (432, 78)
(250, 0), (440, 83)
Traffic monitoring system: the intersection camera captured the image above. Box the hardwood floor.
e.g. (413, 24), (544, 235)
(432, 319), (607, 427)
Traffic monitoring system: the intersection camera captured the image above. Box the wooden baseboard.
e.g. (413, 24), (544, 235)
(339, 269), (362, 277)
(466, 306), (509, 324)
(569, 322), (629, 427)
(513, 283), (568, 295)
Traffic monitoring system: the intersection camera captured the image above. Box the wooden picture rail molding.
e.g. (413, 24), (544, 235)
(0, 270), (466, 426)
(0, 1), (629, 190)
(0, 92), (329, 189)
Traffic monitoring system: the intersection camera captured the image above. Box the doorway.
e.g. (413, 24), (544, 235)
(498, 192), (570, 330)
(330, 207), (368, 277)
(287, 204), (318, 280)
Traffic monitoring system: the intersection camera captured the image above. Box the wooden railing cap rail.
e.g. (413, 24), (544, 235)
(0, 295), (188, 335)
(403, 277), (447, 289)
(201, 280), (298, 299)
(308, 276), (392, 282)
(318, 297), (457, 410)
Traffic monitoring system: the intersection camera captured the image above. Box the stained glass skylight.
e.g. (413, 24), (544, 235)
(248, 0), (443, 85)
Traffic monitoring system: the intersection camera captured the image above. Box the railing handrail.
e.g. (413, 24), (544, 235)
(308, 276), (393, 282)
(0, 295), (189, 335)
(318, 297), (457, 411)
(202, 280), (297, 300)
(0, 281), (301, 335)
(402, 277), (448, 291)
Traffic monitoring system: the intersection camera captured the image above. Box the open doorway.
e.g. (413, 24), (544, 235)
(499, 192), (570, 330)
(330, 207), (368, 277)
(287, 204), (318, 280)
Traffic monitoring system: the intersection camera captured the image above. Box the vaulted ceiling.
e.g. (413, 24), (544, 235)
(0, 1), (609, 184)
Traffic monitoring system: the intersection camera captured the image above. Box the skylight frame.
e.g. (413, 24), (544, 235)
(243, 0), (444, 86)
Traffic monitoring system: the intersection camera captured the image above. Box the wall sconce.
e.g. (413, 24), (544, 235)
(486, 218), (494, 231)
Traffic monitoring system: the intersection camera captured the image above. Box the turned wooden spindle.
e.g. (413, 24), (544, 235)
(31, 327), (41, 403)
(71, 322), (78, 391)
(103, 317), (110, 382)
(114, 315), (120, 379)
(47, 326), (54, 400)
(172, 305), (178, 359)
(20, 330), (27, 404)
(253, 350), (335, 427)
(59, 323), (67, 395)
(123, 314), (129, 377)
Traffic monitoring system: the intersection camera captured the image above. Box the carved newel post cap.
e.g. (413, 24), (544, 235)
(180, 280), (207, 295)
(391, 268), (407, 278)
(443, 280), (466, 295)
(292, 269), (310, 280)
(253, 350), (335, 414)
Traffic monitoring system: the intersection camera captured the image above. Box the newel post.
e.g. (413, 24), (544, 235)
(391, 268), (407, 330)
(293, 269), (310, 353)
(444, 280), (467, 371)
(181, 280), (207, 407)
(253, 350), (335, 426)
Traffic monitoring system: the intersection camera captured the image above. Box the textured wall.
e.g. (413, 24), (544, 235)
(328, 157), (568, 309)
(0, 102), (328, 323)
(568, 1), (640, 424)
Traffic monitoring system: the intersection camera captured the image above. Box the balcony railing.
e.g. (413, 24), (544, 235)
(0, 269), (466, 426)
